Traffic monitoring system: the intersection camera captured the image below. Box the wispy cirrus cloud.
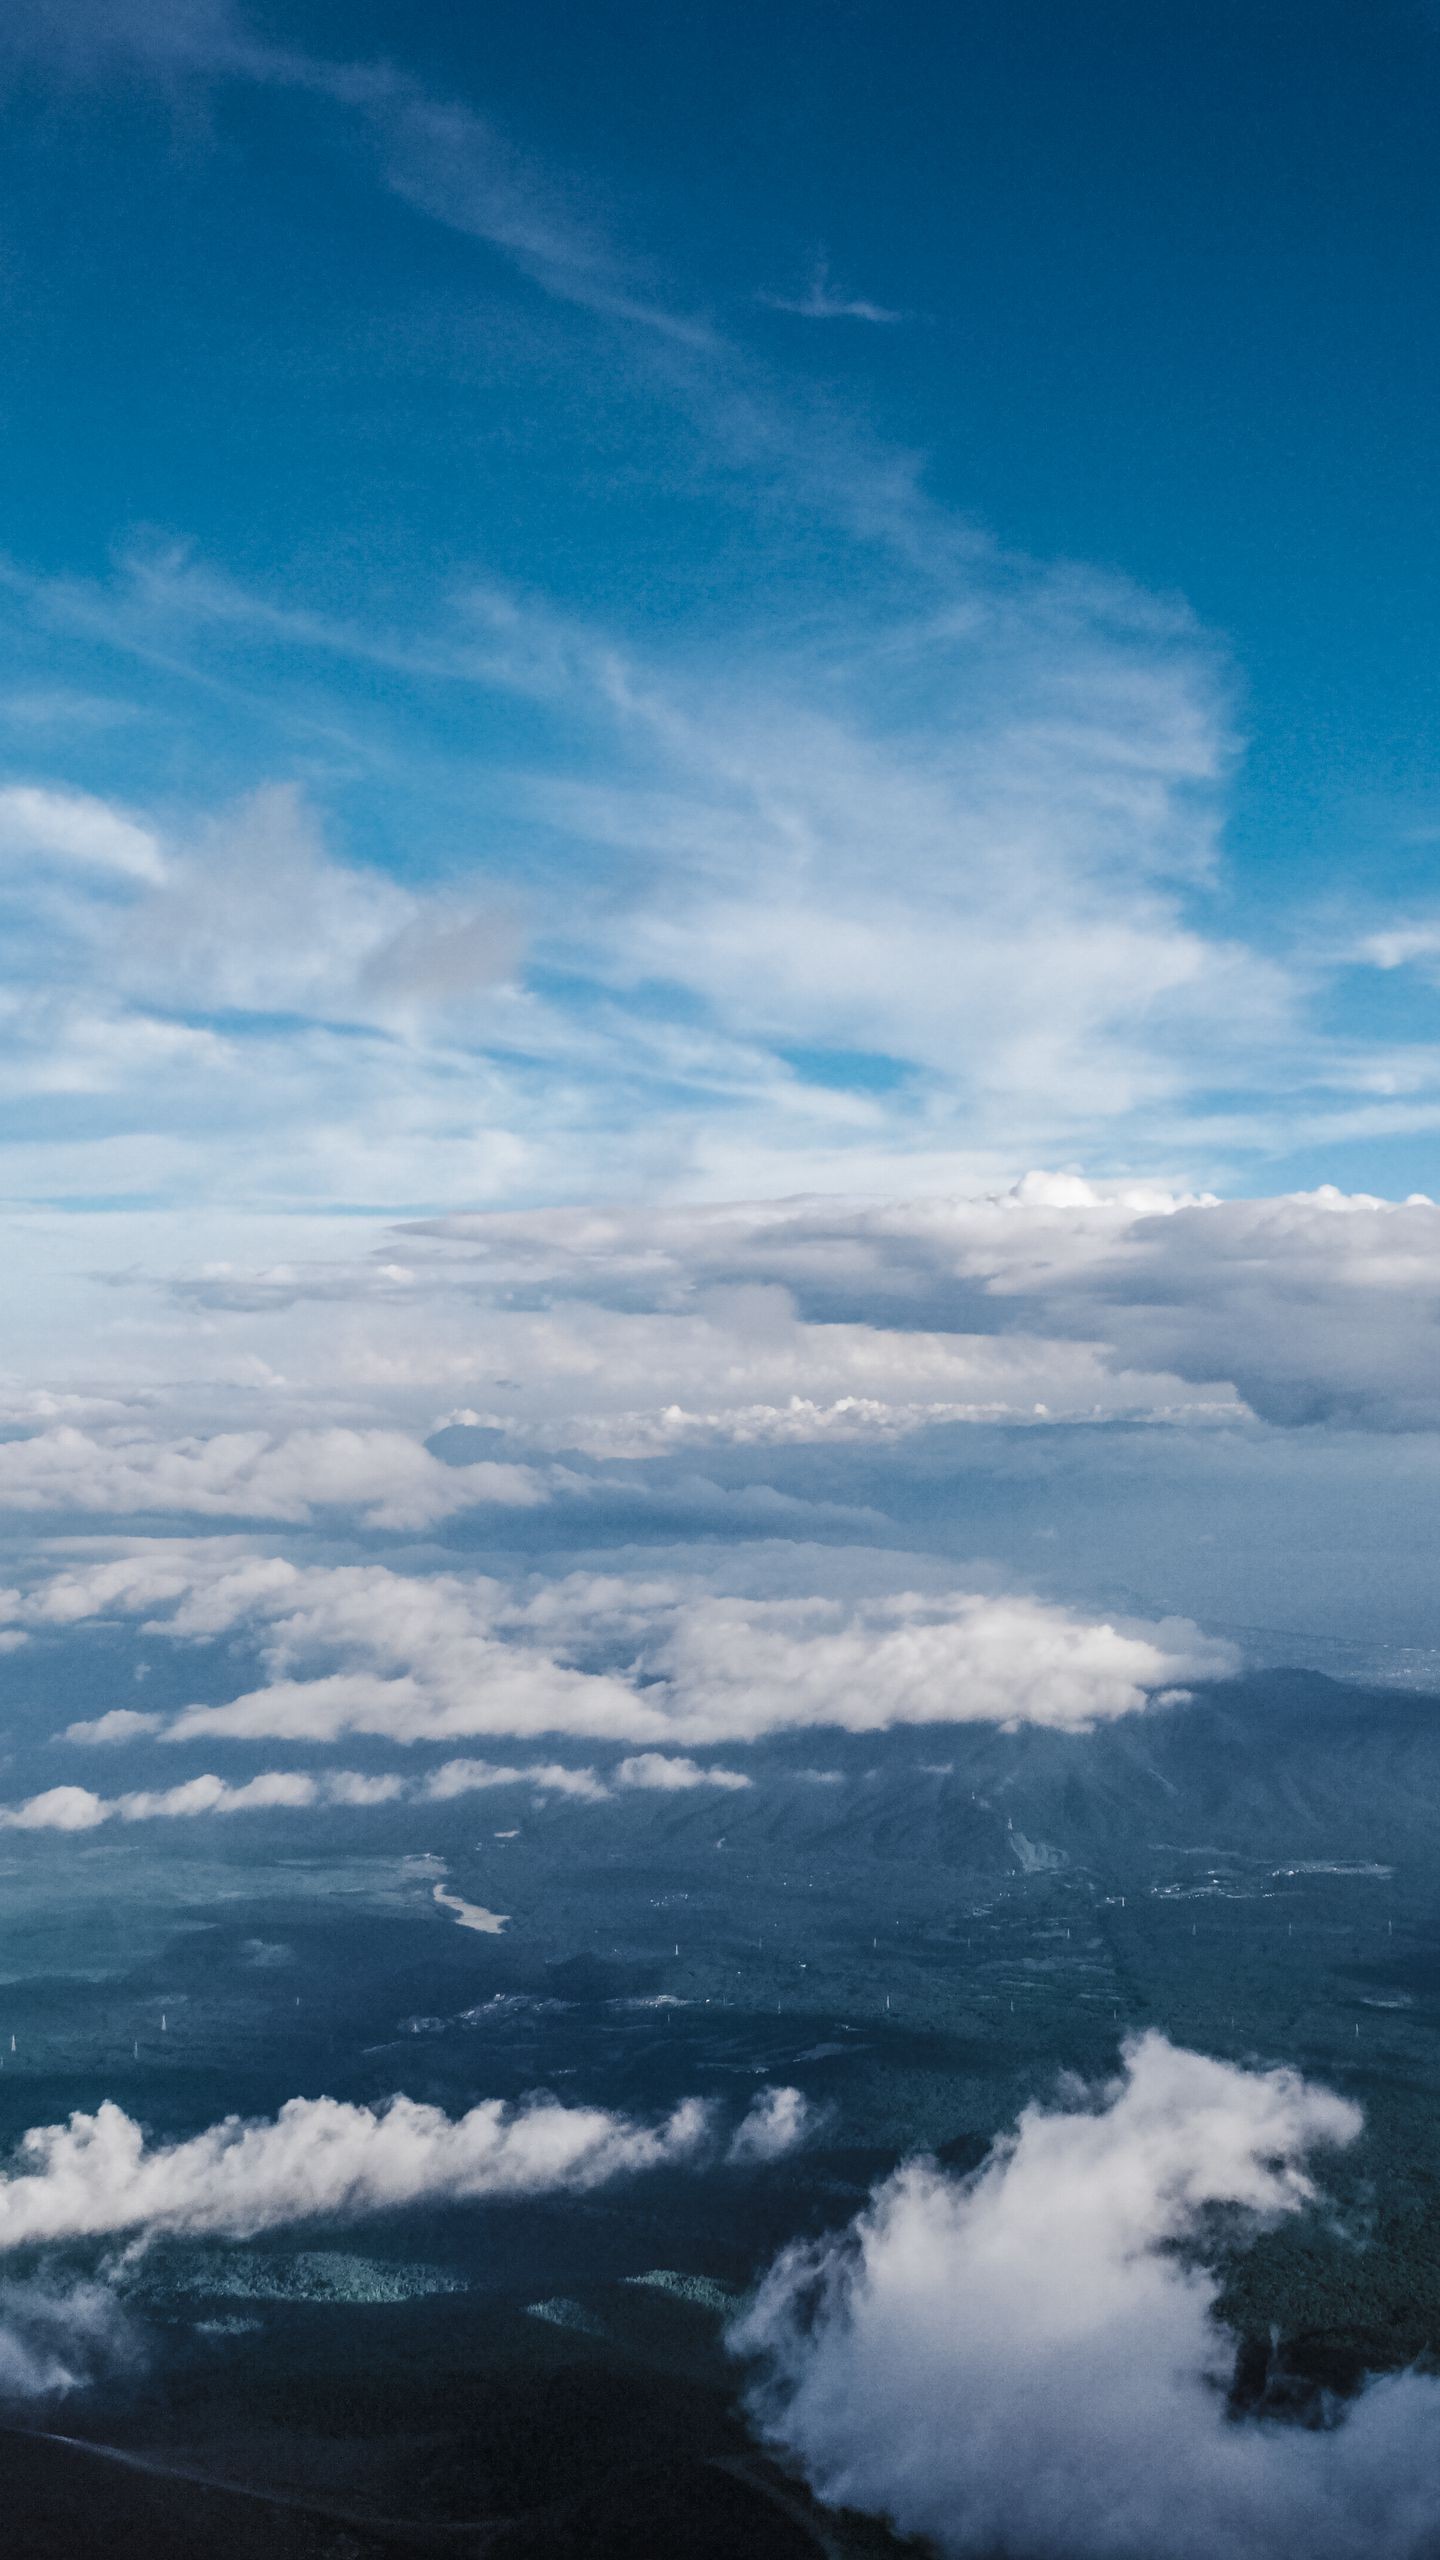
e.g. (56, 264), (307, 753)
(2, 0), (709, 343)
(758, 260), (904, 325)
(0, 1), (1311, 1227)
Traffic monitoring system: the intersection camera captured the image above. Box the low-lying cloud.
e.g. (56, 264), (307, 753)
(0, 1423), (542, 1529)
(0, 1770), (395, 1830)
(12, 1551), (1231, 1749)
(0, 2084), (808, 2248)
(0, 2275), (138, 2402)
(735, 2032), (1440, 2560)
(1, 1750), (753, 1829)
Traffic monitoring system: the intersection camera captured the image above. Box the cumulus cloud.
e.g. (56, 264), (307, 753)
(627, 1589), (1230, 1741)
(13, 1551), (1229, 1747)
(63, 1708), (165, 1745)
(727, 2085), (812, 2163)
(0, 1769), (403, 1830)
(736, 2033), (1440, 2560)
(421, 1757), (612, 1804)
(0, 2082), (807, 2249)
(0, 1423), (543, 1528)
(615, 1753), (752, 1791)
(10, 1748), (751, 1826)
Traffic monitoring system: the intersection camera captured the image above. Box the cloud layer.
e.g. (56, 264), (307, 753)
(2, 1179), (1413, 1486)
(394, 1178), (1440, 1441)
(736, 2033), (1440, 2560)
(0, 1423), (542, 1528)
(7, 1551), (1228, 1749)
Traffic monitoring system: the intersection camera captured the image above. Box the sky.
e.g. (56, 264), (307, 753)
(3, 0), (1440, 1250)
(0, 1), (1439, 1711)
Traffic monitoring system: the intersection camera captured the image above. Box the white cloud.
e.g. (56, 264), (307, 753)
(62, 1709), (164, 1745)
(0, 495), (1295, 1232)
(389, 1178), (1440, 1439)
(422, 1758), (611, 1803)
(15, 1551), (1229, 1748)
(0, 1424), (543, 1527)
(0, 2079), (808, 2249)
(0, 783), (165, 882)
(0, 1786), (116, 1832)
(1359, 922), (1440, 974)
(155, 1259), (1216, 1455)
(324, 1769), (407, 1806)
(736, 2033), (1440, 2560)
(4, 10), (1436, 1251)
(615, 1753), (752, 1792)
(4, 1753), (744, 1828)
(626, 1590), (1232, 1742)
(0, 1768), (399, 1830)
(110, 784), (518, 1027)
(727, 2085), (812, 2163)
(0, 2091), (706, 2248)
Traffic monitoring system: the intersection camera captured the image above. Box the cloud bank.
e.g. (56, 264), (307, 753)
(0, 2084), (807, 2248)
(398, 1178), (1440, 1442)
(22, 1180), (1424, 1497)
(9, 1552), (1230, 1748)
(736, 2033), (1440, 2560)
(0, 1423), (542, 1528)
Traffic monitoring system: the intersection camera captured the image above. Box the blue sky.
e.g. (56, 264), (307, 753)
(0, 0), (1439, 1702)
(2, 0), (1440, 1251)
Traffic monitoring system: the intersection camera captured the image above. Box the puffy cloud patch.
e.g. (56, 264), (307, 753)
(615, 1753), (752, 1792)
(421, 1758), (612, 1804)
(7, 1750), (750, 1825)
(0, 2084), (807, 2248)
(0, 1769), (391, 1830)
(625, 1589), (1230, 1742)
(0, 1423), (543, 1528)
(736, 2033), (1440, 2560)
(15, 1551), (1230, 1747)
(727, 2085), (811, 2163)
